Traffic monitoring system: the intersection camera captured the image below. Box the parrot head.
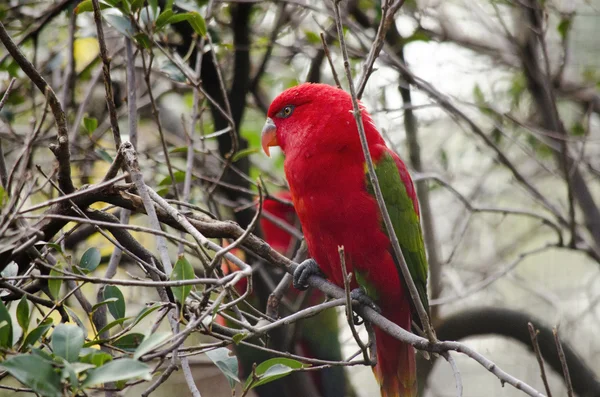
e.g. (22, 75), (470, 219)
(261, 83), (381, 157)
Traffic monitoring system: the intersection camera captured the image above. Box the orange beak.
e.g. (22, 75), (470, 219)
(261, 117), (278, 157)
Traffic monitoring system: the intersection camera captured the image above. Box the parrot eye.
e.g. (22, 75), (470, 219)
(277, 105), (295, 119)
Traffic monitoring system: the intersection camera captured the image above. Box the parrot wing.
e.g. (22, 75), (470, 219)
(365, 145), (430, 319)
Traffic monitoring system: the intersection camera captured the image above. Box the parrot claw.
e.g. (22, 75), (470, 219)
(293, 259), (324, 290)
(350, 288), (381, 314)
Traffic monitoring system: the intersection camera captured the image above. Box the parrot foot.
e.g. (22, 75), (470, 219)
(350, 288), (381, 314)
(293, 259), (324, 291)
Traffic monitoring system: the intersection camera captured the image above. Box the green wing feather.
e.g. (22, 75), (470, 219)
(365, 150), (430, 318)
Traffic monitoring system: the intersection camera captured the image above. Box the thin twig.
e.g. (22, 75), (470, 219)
(331, 0), (435, 342)
(320, 32), (341, 89)
(528, 323), (553, 397)
(91, 0), (123, 150)
(0, 21), (74, 194)
(443, 352), (463, 397)
(338, 245), (371, 363)
(553, 327), (574, 397)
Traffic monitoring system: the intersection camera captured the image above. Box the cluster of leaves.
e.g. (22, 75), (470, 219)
(0, 248), (167, 396)
(1, 246), (304, 394)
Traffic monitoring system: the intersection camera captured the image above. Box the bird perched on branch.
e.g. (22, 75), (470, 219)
(220, 191), (350, 397)
(261, 83), (429, 397)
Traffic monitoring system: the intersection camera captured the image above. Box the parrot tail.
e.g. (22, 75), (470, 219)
(373, 301), (417, 397)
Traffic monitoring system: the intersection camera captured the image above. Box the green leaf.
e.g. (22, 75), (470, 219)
(112, 332), (144, 351)
(0, 354), (62, 397)
(91, 297), (118, 313)
(246, 358), (306, 390)
(75, 0), (113, 14)
(155, 9), (174, 31)
(232, 333), (247, 345)
(0, 299), (13, 348)
(82, 358), (151, 387)
(48, 262), (63, 302)
(149, 0), (158, 18)
(80, 348), (113, 367)
(134, 32), (152, 49)
(130, 0), (145, 11)
(0, 186), (7, 207)
(96, 148), (114, 163)
(21, 318), (53, 349)
(158, 170), (186, 186)
(557, 17), (571, 40)
(571, 122), (585, 136)
(130, 303), (162, 328)
(133, 332), (171, 359)
(92, 317), (130, 340)
(83, 117), (98, 134)
(403, 29), (431, 44)
(171, 255), (195, 304)
(206, 347), (239, 388)
(52, 324), (84, 362)
(80, 247), (101, 273)
(104, 285), (126, 320)
(232, 147), (259, 162)
(159, 60), (186, 82)
(166, 12), (206, 36)
(17, 296), (30, 333)
(103, 12), (136, 38)
(64, 306), (88, 335)
(305, 31), (320, 45)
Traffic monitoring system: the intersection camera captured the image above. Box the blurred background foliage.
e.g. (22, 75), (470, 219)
(0, 0), (600, 396)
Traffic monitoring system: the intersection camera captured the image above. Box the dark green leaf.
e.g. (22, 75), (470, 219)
(171, 255), (195, 304)
(48, 262), (63, 302)
(557, 17), (571, 40)
(149, 0), (158, 18)
(103, 12), (136, 38)
(91, 297), (118, 313)
(130, 303), (162, 328)
(155, 9), (174, 30)
(134, 32), (152, 49)
(133, 332), (171, 359)
(96, 148), (114, 163)
(571, 122), (585, 136)
(206, 347), (239, 388)
(92, 317), (130, 340)
(52, 324), (84, 362)
(104, 285), (126, 320)
(159, 60), (186, 82)
(1, 355), (62, 397)
(246, 358), (306, 389)
(166, 12), (206, 36)
(64, 306), (88, 335)
(158, 170), (186, 186)
(21, 318), (53, 349)
(130, 0), (145, 11)
(82, 358), (151, 387)
(112, 332), (144, 351)
(80, 247), (101, 273)
(17, 296), (30, 333)
(0, 299), (13, 348)
(403, 30), (431, 44)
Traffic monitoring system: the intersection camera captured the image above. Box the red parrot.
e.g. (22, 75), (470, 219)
(220, 191), (351, 397)
(261, 83), (429, 397)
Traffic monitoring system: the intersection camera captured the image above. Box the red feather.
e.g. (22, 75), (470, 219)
(268, 83), (418, 396)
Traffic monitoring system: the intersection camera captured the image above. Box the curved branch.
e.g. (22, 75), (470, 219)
(418, 308), (600, 397)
